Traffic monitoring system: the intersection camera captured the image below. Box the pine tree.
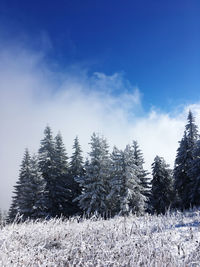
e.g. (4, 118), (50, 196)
(54, 132), (72, 217)
(174, 111), (199, 209)
(188, 140), (200, 207)
(8, 149), (40, 221)
(122, 145), (146, 215)
(107, 146), (124, 215)
(108, 145), (146, 216)
(75, 133), (110, 216)
(31, 155), (46, 219)
(151, 156), (174, 214)
(38, 126), (57, 218)
(132, 141), (151, 204)
(69, 136), (84, 215)
(21, 155), (42, 219)
(15, 149), (32, 219)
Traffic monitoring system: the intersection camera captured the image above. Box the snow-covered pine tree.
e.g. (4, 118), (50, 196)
(132, 141), (151, 204)
(15, 149), (32, 219)
(174, 111), (199, 209)
(121, 144), (146, 215)
(54, 132), (72, 217)
(107, 146), (124, 215)
(29, 155), (44, 219)
(8, 149), (40, 221)
(20, 154), (42, 220)
(108, 144), (146, 216)
(151, 156), (174, 214)
(75, 133), (110, 216)
(69, 136), (84, 215)
(188, 140), (200, 207)
(38, 126), (57, 218)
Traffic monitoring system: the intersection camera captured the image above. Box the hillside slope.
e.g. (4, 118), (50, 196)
(0, 211), (200, 266)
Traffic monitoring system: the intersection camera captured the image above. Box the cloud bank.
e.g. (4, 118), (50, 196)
(0, 46), (199, 210)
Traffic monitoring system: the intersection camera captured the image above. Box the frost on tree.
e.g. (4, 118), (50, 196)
(151, 156), (174, 214)
(70, 136), (84, 215)
(75, 133), (110, 216)
(189, 140), (200, 207)
(132, 141), (151, 206)
(108, 145), (146, 215)
(8, 149), (41, 221)
(53, 132), (71, 217)
(174, 111), (199, 209)
(107, 146), (124, 215)
(38, 127), (70, 217)
(122, 145), (146, 215)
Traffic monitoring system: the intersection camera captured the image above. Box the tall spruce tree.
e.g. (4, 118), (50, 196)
(132, 141), (151, 204)
(69, 136), (84, 215)
(108, 145), (146, 215)
(188, 140), (200, 207)
(122, 145), (146, 214)
(151, 156), (174, 214)
(53, 133), (71, 216)
(38, 126), (57, 218)
(75, 133), (110, 216)
(174, 111), (199, 209)
(107, 146), (124, 215)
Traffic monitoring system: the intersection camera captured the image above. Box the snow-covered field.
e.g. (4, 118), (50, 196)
(1, 211), (200, 266)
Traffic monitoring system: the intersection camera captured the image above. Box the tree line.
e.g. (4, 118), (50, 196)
(7, 110), (200, 221)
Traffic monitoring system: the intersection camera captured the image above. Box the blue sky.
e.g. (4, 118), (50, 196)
(1, 1), (200, 209)
(1, 0), (200, 111)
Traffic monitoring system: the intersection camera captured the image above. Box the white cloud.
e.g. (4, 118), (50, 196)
(0, 46), (199, 210)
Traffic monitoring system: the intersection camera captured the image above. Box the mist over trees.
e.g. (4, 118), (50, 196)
(8, 111), (200, 221)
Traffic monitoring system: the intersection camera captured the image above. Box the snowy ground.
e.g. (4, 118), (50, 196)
(1, 211), (200, 266)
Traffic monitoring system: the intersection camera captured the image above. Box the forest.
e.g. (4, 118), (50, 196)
(7, 110), (200, 222)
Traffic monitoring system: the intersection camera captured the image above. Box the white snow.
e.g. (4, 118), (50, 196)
(1, 210), (200, 266)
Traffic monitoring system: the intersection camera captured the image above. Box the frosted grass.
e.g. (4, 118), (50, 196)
(0, 211), (200, 266)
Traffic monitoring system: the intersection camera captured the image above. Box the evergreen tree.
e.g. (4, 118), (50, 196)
(108, 145), (146, 215)
(75, 133), (110, 216)
(122, 145), (146, 215)
(54, 132), (72, 217)
(174, 111), (199, 209)
(38, 126), (57, 218)
(69, 136), (84, 215)
(30, 155), (44, 219)
(21, 155), (42, 219)
(15, 149), (32, 219)
(188, 140), (200, 207)
(107, 146), (124, 215)
(151, 156), (174, 214)
(132, 141), (151, 204)
(8, 149), (40, 221)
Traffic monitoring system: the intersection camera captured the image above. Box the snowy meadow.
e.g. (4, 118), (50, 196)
(1, 210), (200, 266)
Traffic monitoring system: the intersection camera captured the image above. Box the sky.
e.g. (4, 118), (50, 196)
(1, 0), (200, 210)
